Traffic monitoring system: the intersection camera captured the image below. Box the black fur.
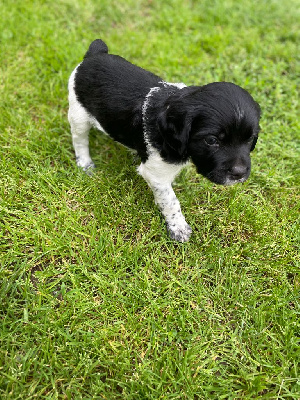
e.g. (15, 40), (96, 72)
(148, 83), (261, 184)
(74, 39), (261, 184)
(75, 40), (162, 161)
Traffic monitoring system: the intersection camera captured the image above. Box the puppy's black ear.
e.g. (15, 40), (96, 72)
(251, 103), (261, 152)
(250, 135), (258, 152)
(250, 123), (261, 152)
(157, 107), (191, 160)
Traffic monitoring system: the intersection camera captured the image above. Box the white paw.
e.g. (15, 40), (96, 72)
(76, 158), (95, 174)
(167, 222), (192, 242)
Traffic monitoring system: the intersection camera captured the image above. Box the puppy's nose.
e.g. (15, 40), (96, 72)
(228, 164), (247, 180)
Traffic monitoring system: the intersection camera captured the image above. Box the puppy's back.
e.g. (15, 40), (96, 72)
(75, 40), (162, 114)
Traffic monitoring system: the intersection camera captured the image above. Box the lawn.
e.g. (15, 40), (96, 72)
(0, 0), (299, 398)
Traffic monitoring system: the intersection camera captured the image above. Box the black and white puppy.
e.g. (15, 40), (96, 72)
(68, 39), (261, 242)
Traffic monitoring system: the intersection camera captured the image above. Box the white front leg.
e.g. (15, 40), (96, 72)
(138, 152), (192, 242)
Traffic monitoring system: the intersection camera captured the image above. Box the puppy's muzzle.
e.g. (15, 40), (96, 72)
(227, 164), (249, 181)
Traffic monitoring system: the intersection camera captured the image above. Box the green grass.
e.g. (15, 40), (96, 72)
(1, 0), (299, 398)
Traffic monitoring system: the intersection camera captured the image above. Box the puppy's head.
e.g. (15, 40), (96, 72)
(157, 82), (261, 185)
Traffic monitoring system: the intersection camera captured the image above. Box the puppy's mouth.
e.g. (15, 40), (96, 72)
(223, 176), (248, 186)
(205, 171), (250, 186)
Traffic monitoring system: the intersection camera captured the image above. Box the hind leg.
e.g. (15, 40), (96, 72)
(68, 67), (95, 172)
(68, 106), (95, 172)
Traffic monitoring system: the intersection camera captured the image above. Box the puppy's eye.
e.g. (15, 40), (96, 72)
(204, 136), (219, 146)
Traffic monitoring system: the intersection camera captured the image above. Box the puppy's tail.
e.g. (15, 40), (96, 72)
(84, 39), (109, 58)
